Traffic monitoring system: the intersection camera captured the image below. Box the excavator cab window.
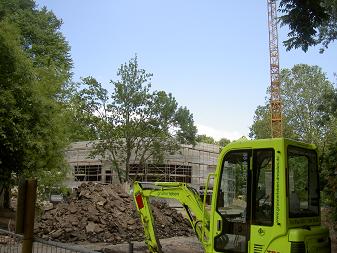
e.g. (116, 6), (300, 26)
(215, 150), (251, 253)
(252, 149), (274, 226)
(288, 146), (319, 218)
(215, 149), (275, 252)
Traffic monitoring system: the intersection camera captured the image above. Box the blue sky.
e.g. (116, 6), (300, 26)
(36, 0), (337, 141)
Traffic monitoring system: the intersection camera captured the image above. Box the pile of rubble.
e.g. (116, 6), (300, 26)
(35, 183), (193, 244)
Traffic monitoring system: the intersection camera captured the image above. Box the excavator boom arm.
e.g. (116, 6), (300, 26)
(133, 181), (210, 253)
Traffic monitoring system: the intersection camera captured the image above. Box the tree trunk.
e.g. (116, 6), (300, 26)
(0, 186), (11, 209)
(113, 162), (123, 184)
(4, 186), (10, 209)
(0, 186), (3, 208)
(125, 140), (132, 182)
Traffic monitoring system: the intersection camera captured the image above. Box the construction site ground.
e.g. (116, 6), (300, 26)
(74, 230), (337, 253)
(81, 236), (204, 253)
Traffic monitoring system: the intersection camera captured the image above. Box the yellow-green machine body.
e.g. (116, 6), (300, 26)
(133, 138), (331, 252)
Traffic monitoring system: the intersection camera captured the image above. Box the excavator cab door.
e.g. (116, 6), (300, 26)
(214, 149), (274, 253)
(214, 150), (252, 252)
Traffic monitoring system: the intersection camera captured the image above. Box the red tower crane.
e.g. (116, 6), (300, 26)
(267, 0), (283, 138)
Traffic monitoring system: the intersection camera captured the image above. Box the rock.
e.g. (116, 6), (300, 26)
(118, 192), (129, 198)
(68, 203), (78, 214)
(86, 222), (97, 233)
(97, 200), (105, 206)
(127, 219), (135, 225)
(64, 227), (73, 233)
(50, 229), (63, 239)
(35, 182), (194, 244)
(43, 202), (54, 211)
(94, 225), (104, 233)
(117, 205), (126, 212)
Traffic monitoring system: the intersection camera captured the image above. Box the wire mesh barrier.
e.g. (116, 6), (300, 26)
(32, 238), (100, 253)
(0, 228), (23, 253)
(0, 229), (100, 253)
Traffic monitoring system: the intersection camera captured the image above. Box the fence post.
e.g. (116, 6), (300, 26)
(128, 241), (134, 253)
(16, 178), (26, 234)
(22, 179), (37, 253)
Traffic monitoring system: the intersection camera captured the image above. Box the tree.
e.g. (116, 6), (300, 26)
(281, 65), (334, 144)
(0, 22), (33, 207)
(0, 1), (73, 206)
(250, 64), (335, 147)
(279, 0), (337, 52)
(319, 82), (337, 123)
(218, 138), (231, 153)
(196, 134), (216, 144)
(0, 0), (35, 20)
(249, 105), (271, 139)
(318, 86), (337, 220)
(195, 135), (230, 153)
(75, 56), (197, 183)
(62, 80), (103, 141)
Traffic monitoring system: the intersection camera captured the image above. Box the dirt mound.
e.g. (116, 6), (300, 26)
(35, 183), (193, 244)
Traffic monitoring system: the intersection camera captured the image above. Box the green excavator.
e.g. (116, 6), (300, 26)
(133, 138), (331, 253)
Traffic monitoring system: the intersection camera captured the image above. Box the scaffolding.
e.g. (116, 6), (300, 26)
(65, 141), (220, 190)
(74, 164), (102, 182)
(129, 162), (192, 183)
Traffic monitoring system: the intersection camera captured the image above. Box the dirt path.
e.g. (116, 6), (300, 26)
(81, 233), (337, 253)
(81, 236), (204, 253)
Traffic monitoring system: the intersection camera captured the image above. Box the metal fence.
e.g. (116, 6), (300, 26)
(0, 228), (22, 253)
(32, 238), (100, 253)
(0, 229), (99, 253)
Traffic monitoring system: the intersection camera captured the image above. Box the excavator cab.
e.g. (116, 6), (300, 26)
(133, 138), (331, 253)
(211, 138), (330, 252)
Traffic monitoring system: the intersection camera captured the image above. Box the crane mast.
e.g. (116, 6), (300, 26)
(268, 0), (283, 138)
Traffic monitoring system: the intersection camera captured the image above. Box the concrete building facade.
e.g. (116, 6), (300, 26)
(64, 141), (220, 191)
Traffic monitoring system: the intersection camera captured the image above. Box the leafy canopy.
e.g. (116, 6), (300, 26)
(71, 56), (197, 183)
(317, 83), (337, 219)
(250, 64), (335, 147)
(196, 134), (216, 144)
(195, 135), (231, 150)
(0, 0), (73, 203)
(279, 0), (337, 52)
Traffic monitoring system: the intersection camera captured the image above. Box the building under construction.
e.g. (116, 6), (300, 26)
(64, 141), (220, 191)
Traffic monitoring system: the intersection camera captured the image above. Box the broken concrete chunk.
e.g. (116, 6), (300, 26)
(35, 182), (193, 243)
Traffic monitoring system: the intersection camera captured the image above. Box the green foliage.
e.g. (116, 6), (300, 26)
(281, 65), (334, 145)
(317, 86), (337, 219)
(250, 64), (335, 146)
(235, 163), (247, 196)
(249, 105), (271, 139)
(62, 79), (104, 141)
(320, 139), (337, 219)
(196, 134), (216, 144)
(0, 0), (35, 20)
(279, 0), (337, 52)
(0, 0), (73, 204)
(218, 138), (230, 147)
(195, 135), (231, 148)
(0, 21), (34, 185)
(288, 155), (308, 199)
(72, 56), (197, 183)
(319, 85), (337, 122)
